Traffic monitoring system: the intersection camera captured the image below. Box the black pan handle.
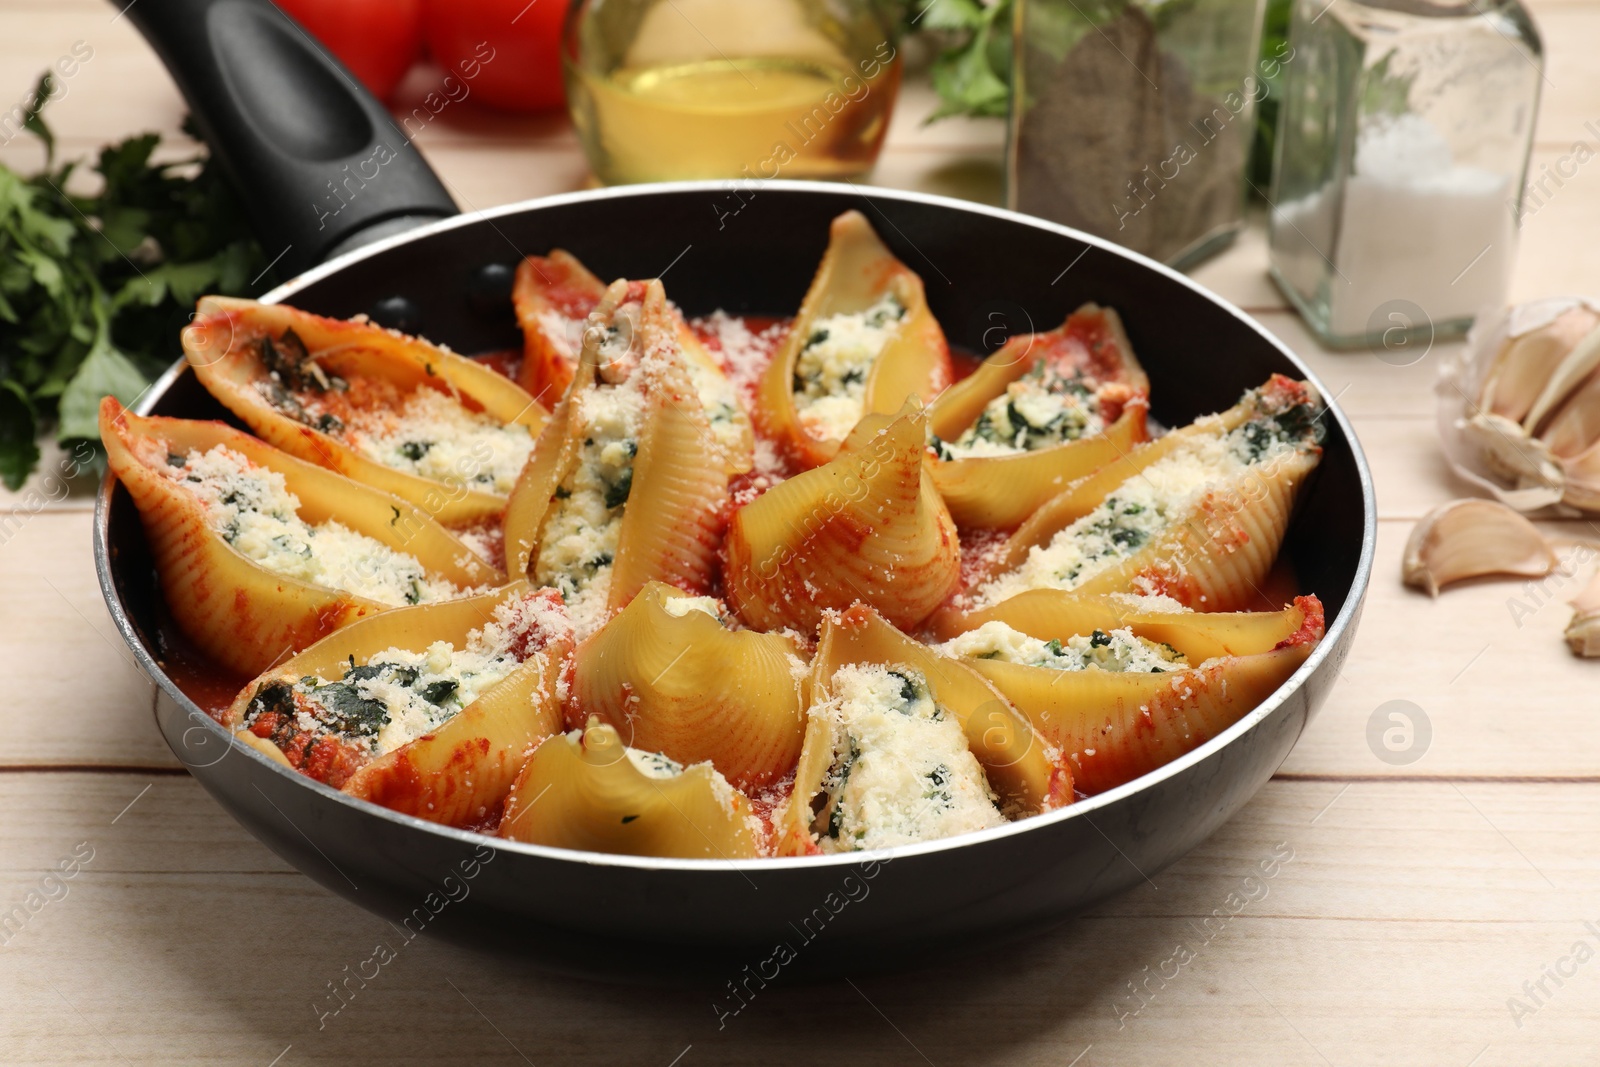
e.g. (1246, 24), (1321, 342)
(123, 0), (458, 278)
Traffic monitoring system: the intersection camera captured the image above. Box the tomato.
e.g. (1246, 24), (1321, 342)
(274, 0), (424, 101)
(422, 0), (567, 113)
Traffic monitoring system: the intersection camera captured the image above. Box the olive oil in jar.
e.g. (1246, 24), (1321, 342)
(563, 0), (902, 185)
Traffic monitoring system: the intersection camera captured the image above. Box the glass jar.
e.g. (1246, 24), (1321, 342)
(563, 0), (903, 185)
(1008, 0), (1270, 268)
(1267, 0), (1542, 347)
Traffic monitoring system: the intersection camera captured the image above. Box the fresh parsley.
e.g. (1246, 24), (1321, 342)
(0, 73), (269, 489)
(909, 0), (1017, 121)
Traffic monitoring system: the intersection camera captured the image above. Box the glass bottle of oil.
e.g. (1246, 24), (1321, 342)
(564, 0), (903, 185)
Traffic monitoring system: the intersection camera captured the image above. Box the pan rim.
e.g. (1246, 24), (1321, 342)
(94, 179), (1377, 874)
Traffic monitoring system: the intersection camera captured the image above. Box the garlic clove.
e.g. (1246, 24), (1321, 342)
(1559, 438), (1600, 512)
(1537, 364), (1600, 458)
(1480, 306), (1600, 423)
(1459, 412), (1564, 494)
(1564, 612), (1600, 657)
(1523, 324), (1600, 434)
(1565, 568), (1600, 657)
(1402, 499), (1558, 597)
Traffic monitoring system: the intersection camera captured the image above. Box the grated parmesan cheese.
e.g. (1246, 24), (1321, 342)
(343, 387), (535, 495)
(792, 294), (905, 440)
(244, 589), (569, 759)
(811, 664), (1003, 852)
(157, 442), (456, 607)
(970, 396), (1320, 609)
(1107, 591), (1189, 614)
(535, 357), (647, 637)
(940, 621), (1186, 672)
(935, 363), (1105, 460)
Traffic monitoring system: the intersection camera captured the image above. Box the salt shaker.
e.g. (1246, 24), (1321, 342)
(1268, 0), (1543, 348)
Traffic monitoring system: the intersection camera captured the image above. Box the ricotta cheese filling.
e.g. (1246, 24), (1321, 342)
(971, 395), (1320, 608)
(626, 747), (686, 779)
(661, 595), (723, 620)
(792, 293), (905, 440)
(343, 388), (534, 495)
(243, 591), (566, 762)
(683, 350), (747, 462)
(250, 330), (533, 493)
(810, 664), (1004, 852)
(940, 621), (1186, 672)
(156, 442), (456, 607)
(546, 303), (745, 463)
(934, 363), (1106, 460)
(534, 371), (646, 635)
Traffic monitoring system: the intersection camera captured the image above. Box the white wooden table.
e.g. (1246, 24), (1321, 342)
(4, 1), (1600, 1063)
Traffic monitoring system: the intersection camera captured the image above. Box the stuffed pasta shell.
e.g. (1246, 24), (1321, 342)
(504, 278), (731, 636)
(928, 304), (1151, 529)
(498, 718), (764, 859)
(512, 250), (754, 473)
(774, 604), (1069, 856)
(100, 398), (500, 676)
(183, 296), (546, 528)
(935, 375), (1324, 636)
(939, 594), (1325, 794)
(572, 583), (807, 790)
(225, 584), (573, 825)
(759, 210), (952, 468)
(723, 403), (959, 635)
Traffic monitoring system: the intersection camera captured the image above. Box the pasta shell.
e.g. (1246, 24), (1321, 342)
(225, 583), (574, 825)
(100, 398), (502, 677)
(504, 279), (730, 635)
(184, 296), (547, 528)
(988, 384), (1269, 580)
(758, 210), (952, 468)
(498, 717), (764, 859)
(571, 583), (806, 790)
(512, 251), (754, 473)
(773, 603), (1070, 856)
(969, 590), (1316, 661)
(929, 304), (1151, 529)
(723, 403), (960, 635)
(512, 250), (609, 405)
(935, 375), (1324, 635)
(952, 596), (1325, 794)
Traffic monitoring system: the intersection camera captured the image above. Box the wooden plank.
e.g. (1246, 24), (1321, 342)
(1283, 517), (1600, 780)
(1515, 144), (1600, 305)
(0, 774), (1596, 1064)
(0, 512), (173, 769)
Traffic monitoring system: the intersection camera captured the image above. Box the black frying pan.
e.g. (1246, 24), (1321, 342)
(96, 0), (1376, 982)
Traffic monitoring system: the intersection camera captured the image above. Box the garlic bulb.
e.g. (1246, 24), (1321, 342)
(1438, 297), (1600, 513)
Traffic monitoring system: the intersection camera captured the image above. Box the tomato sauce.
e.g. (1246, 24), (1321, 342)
(474, 347), (521, 383)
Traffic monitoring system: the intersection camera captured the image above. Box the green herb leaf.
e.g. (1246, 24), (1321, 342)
(929, 29), (1013, 120)
(916, 0), (988, 32)
(21, 74), (56, 165)
(0, 78), (269, 486)
(919, 0), (1017, 122)
(57, 330), (149, 443)
(0, 381), (40, 491)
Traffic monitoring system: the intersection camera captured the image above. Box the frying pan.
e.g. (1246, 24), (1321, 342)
(95, 0), (1375, 981)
